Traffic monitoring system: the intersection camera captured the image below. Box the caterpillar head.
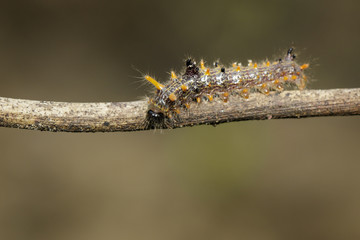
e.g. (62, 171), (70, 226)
(144, 109), (165, 129)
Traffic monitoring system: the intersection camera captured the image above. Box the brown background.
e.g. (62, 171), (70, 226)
(0, 0), (359, 239)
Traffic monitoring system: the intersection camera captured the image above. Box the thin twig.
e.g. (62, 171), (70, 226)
(0, 88), (359, 132)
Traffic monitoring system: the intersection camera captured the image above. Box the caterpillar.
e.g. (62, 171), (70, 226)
(144, 48), (309, 129)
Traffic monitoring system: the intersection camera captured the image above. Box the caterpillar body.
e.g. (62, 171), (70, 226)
(144, 48), (309, 128)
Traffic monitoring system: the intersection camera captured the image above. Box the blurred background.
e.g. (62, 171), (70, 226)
(0, 0), (359, 239)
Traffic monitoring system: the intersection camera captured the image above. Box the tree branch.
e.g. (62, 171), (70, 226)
(0, 88), (359, 132)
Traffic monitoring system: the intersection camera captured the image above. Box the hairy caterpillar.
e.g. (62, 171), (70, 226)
(144, 48), (309, 129)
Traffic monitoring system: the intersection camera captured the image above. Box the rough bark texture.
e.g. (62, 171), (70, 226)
(0, 88), (359, 132)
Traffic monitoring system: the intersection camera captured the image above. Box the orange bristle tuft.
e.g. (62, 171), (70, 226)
(145, 75), (164, 90)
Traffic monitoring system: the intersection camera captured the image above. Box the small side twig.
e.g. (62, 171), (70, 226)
(0, 88), (359, 132)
